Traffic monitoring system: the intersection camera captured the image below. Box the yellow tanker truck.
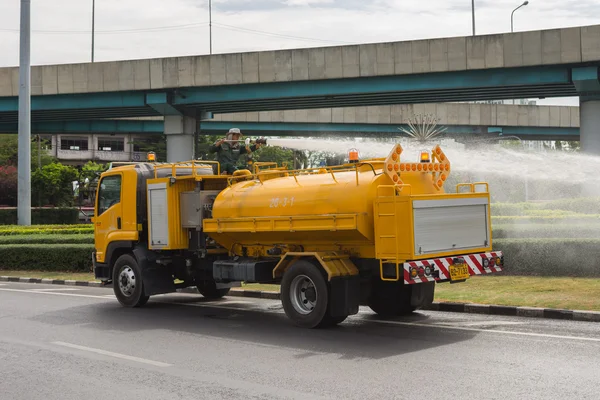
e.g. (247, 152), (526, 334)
(92, 144), (503, 328)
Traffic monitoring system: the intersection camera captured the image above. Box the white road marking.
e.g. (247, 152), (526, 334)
(218, 300), (256, 305)
(372, 319), (600, 343)
(30, 288), (81, 292)
(434, 320), (525, 327)
(171, 301), (263, 312)
(52, 341), (172, 367)
(0, 288), (108, 299)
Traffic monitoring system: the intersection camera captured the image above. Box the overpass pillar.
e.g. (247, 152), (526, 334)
(580, 100), (600, 155)
(164, 115), (197, 162)
(573, 67), (600, 155)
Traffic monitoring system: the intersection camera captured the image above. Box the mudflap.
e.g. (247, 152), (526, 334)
(410, 281), (435, 308)
(92, 252), (111, 281)
(132, 245), (176, 296)
(329, 275), (360, 317)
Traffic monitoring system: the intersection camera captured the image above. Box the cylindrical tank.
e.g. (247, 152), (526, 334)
(209, 162), (442, 253)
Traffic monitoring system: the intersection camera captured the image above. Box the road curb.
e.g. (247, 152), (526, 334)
(2, 276), (599, 322)
(422, 302), (600, 322)
(0, 276), (104, 288)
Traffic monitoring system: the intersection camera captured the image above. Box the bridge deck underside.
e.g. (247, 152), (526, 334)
(0, 84), (578, 123)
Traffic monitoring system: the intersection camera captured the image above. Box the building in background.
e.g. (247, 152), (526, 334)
(38, 133), (160, 165)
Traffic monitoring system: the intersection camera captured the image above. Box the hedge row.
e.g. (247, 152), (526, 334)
(491, 205), (587, 218)
(0, 224), (92, 230)
(490, 203), (533, 216)
(0, 208), (80, 225)
(493, 239), (600, 278)
(0, 234), (94, 245)
(0, 244), (94, 272)
(492, 215), (600, 224)
(491, 197), (600, 216)
(0, 226), (93, 236)
(541, 197), (600, 215)
(492, 224), (600, 239)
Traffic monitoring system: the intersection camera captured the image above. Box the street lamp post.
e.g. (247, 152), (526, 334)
(209, 0), (212, 54)
(91, 0), (95, 62)
(511, 1), (529, 33)
(511, 1), (529, 104)
(18, 0), (31, 225)
(471, 0), (476, 36)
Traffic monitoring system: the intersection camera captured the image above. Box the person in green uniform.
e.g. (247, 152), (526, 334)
(209, 128), (266, 175)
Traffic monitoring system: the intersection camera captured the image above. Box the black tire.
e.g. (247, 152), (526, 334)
(281, 260), (342, 329)
(196, 281), (231, 299)
(112, 254), (149, 308)
(368, 280), (415, 317)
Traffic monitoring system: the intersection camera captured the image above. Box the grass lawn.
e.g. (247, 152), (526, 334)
(435, 276), (600, 311)
(2, 271), (598, 312)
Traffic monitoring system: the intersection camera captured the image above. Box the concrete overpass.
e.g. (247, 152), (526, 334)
(6, 104), (580, 153)
(1, 24), (599, 160)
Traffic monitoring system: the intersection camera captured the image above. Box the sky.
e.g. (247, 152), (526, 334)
(1, 0), (599, 106)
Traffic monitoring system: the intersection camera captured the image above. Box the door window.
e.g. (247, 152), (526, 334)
(97, 175), (122, 215)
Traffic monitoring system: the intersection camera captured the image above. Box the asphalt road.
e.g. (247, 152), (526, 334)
(0, 282), (599, 400)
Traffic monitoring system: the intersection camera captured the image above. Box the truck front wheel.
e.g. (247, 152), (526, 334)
(112, 254), (149, 308)
(281, 260), (345, 328)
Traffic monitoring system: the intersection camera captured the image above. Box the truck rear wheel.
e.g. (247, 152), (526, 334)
(368, 280), (415, 317)
(281, 260), (345, 328)
(112, 254), (149, 308)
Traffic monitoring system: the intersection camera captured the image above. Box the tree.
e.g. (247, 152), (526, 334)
(0, 165), (17, 206)
(75, 161), (108, 207)
(252, 146), (296, 168)
(129, 134), (167, 161)
(32, 162), (79, 207)
(197, 134), (224, 161)
(0, 134), (55, 168)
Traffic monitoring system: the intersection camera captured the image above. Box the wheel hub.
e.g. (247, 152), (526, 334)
(290, 275), (317, 315)
(118, 266), (136, 297)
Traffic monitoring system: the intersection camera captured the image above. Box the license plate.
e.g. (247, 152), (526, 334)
(449, 263), (470, 281)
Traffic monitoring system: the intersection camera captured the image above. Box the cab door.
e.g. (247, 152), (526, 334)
(93, 173), (123, 263)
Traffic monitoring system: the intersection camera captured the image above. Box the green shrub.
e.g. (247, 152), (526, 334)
(522, 209), (580, 217)
(493, 239), (600, 277)
(493, 224), (600, 239)
(0, 208), (80, 225)
(0, 234), (94, 245)
(541, 197), (600, 215)
(492, 215), (600, 224)
(0, 244), (94, 271)
(0, 224), (93, 236)
(490, 203), (530, 216)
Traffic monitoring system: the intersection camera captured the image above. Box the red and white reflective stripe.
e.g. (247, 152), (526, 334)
(403, 251), (503, 284)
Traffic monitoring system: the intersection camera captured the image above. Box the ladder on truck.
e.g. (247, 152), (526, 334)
(374, 184), (412, 282)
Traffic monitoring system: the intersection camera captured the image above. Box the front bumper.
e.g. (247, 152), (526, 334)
(404, 251), (504, 284)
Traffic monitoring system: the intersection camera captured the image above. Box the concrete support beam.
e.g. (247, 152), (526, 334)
(164, 115), (196, 162)
(580, 100), (600, 155)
